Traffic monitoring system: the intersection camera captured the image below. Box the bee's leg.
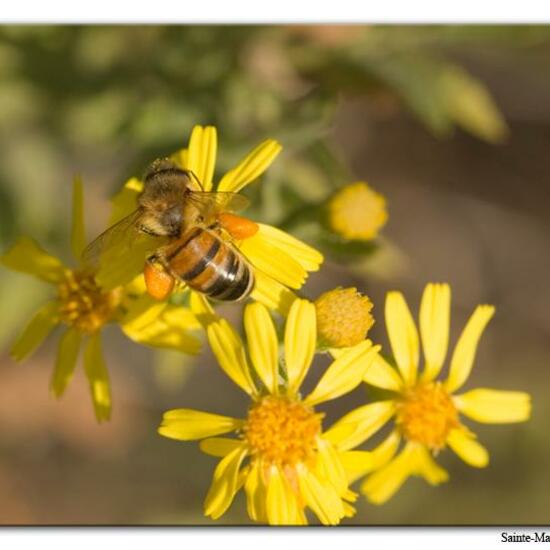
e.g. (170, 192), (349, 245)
(144, 256), (175, 301)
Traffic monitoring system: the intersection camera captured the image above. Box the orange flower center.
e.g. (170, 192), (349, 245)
(396, 382), (459, 452)
(243, 396), (323, 466)
(57, 270), (121, 334)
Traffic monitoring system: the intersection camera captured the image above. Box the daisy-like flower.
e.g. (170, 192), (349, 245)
(1, 178), (201, 422)
(329, 283), (531, 504)
(100, 125), (323, 315)
(328, 182), (388, 241)
(159, 296), (381, 525)
(315, 287), (375, 349)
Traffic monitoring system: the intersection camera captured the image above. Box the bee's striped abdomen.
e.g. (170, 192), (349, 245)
(166, 227), (254, 302)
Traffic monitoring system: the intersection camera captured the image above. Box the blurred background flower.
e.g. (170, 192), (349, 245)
(0, 25), (549, 524)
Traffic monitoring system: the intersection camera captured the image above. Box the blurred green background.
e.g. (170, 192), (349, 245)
(0, 25), (548, 525)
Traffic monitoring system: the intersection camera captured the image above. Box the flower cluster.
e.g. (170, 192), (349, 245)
(1, 125), (532, 524)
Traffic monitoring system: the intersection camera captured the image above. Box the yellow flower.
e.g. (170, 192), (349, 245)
(315, 287), (374, 348)
(102, 125), (323, 315)
(328, 182), (388, 241)
(1, 178), (201, 422)
(331, 283), (531, 504)
(159, 297), (381, 525)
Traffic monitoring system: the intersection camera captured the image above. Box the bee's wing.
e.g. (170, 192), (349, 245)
(184, 191), (250, 224)
(81, 210), (165, 271)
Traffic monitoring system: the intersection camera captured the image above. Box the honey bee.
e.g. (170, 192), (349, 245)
(83, 159), (259, 302)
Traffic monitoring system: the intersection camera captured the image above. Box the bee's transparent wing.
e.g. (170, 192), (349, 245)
(184, 191), (250, 224)
(81, 210), (166, 271)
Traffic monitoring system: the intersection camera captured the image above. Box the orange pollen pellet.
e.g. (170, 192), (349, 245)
(396, 382), (459, 452)
(243, 396), (323, 467)
(57, 270), (121, 334)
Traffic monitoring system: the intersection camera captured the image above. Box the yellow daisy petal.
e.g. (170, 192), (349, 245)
(244, 302), (279, 394)
(200, 437), (243, 458)
(187, 125), (217, 191)
(411, 444), (450, 484)
(121, 296), (201, 355)
(207, 317), (256, 396)
(266, 465), (299, 525)
(204, 444), (248, 520)
(385, 291), (419, 386)
(316, 438), (347, 495)
(71, 176), (86, 260)
(340, 450), (375, 485)
(109, 177), (143, 225)
(11, 301), (59, 361)
(218, 139), (282, 193)
(363, 354), (403, 392)
(240, 233), (307, 290)
(419, 283), (451, 381)
(304, 340), (379, 406)
(250, 271), (297, 316)
(83, 332), (111, 422)
(447, 428), (489, 468)
(454, 388), (531, 424)
(445, 305), (495, 393)
(323, 400), (396, 451)
(284, 299), (316, 393)
(245, 460), (267, 523)
(255, 224), (323, 272)
(297, 465), (344, 525)
(159, 409), (243, 441)
(1, 236), (66, 284)
(50, 327), (81, 398)
(370, 430), (401, 471)
(361, 444), (417, 505)
(189, 290), (218, 327)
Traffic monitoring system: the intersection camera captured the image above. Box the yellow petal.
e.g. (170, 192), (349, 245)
(109, 177), (143, 225)
(363, 354), (403, 392)
(204, 444), (248, 519)
(189, 290), (218, 327)
(218, 139), (282, 193)
(316, 438), (348, 495)
(445, 305), (495, 393)
(361, 444), (416, 505)
(411, 444), (449, 484)
(200, 437), (243, 458)
(71, 175), (86, 260)
(304, 340), (379, 406)
(284, 299), (316, 393)
(244, 302), (279, 394)
(370, 430), (401, 471)
(245, 460), (267, 523)
(297, 465), (344, 526)
(454, 388), (531, 424)
(186, 125), (217, 192)
(266, 465), (299, 525)
(50, 327), (81, 398)
(159, 409), (243, 441)
(323, 400), (396, 451)
(250, 271), (297, 316)
(255, 224), (323, 273)
(1, 236), (66, 283)
(447, 428), (489, 468)
(207, 318), (256, 395)
(11, 301), (59, 361)
(240, 232), (307, 290)
(121, 296), (201, 355)
(340, 450), (375, 485)
(83, 332), (111, 422)
(419, 283), (451, 381)
(385, 291), (419, 386)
